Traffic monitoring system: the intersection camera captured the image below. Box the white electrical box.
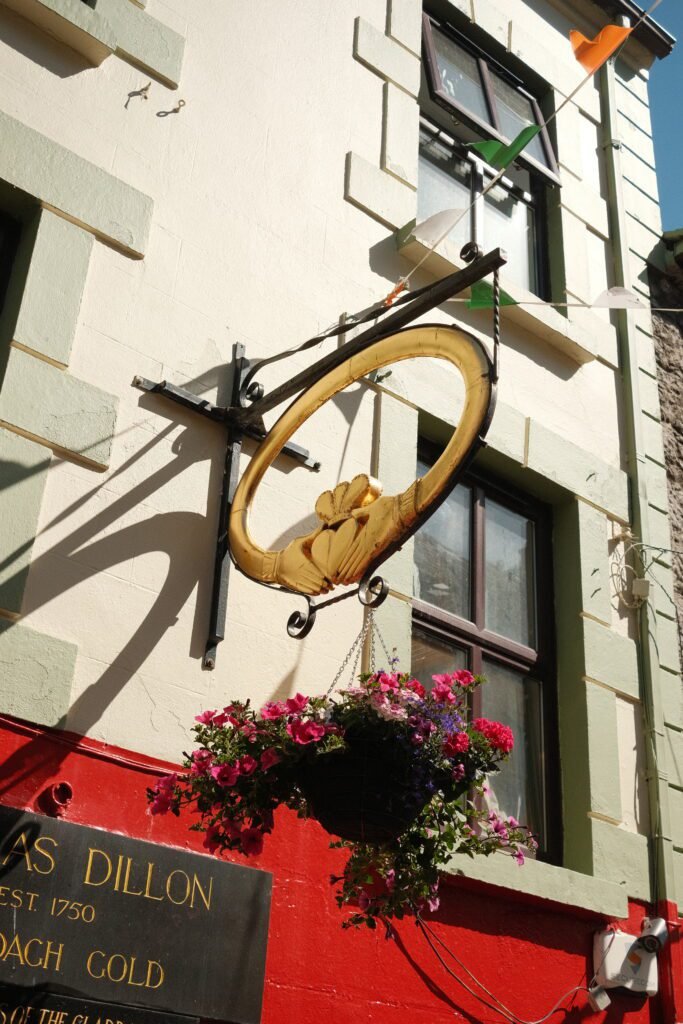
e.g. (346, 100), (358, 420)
(593, 930), (658, 997)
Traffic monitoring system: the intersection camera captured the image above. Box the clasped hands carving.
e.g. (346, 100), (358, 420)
(270, 474), (419, 595)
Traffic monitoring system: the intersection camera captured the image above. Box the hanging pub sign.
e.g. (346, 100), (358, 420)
(132, 246), (508, 667)
(0, 807), (272, 1024)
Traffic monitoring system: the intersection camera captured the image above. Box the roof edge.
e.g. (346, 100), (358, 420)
(591, 0), (676, 58)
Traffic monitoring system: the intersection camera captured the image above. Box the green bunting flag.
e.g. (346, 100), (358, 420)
(467, 280), (518, 310)
(469, 125), (542, 171)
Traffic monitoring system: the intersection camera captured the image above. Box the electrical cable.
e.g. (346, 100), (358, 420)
(417, 917), (617, 1024)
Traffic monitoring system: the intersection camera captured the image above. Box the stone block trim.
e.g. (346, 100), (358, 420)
(346, 12), (419, 231)
(103, 0), (184, 90)
(0, 110), (153, 259)
(386, 0), (421, 57)
(353, 17), (420, 97)
(447, 848), (628, 919)
(0, 0), (115, 64)
(0, 618), (76, 726)
(9, 208), (93, 368)
(590, 819), (651, 901)
(525, 419), (629, 522)
(0, 429), (50, 615)
(0, 0), (184, 88)
(0, 347), (118, 469)
(345, 153), (416, 231)
(585, 682), (622, 821)
(382, 83), (419, 189)
(576, 500), (612, 625)
(583, 617), (639, 699)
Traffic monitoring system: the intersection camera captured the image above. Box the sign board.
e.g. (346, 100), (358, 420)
(0, 986), (197, 1024)
(0, 807), (272, 1024)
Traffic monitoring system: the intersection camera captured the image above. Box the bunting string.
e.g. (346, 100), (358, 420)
(384, 0), (666, 300)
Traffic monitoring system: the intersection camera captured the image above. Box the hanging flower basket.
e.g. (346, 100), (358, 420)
(148, 666), (536, 929)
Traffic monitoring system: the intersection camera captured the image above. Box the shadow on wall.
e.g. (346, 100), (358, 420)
(0, 7), (93, 79)
(0, 357), (367, 801)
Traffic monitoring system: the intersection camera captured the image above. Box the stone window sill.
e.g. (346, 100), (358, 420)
(444, 852), (628, 919)
(396, 226), (613, 367)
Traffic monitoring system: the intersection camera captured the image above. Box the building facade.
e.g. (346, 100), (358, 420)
(0, 0), (682, 1021)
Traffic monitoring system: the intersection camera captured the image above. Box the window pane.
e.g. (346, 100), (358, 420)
(411, 625), (468, 687)
(432, 29), (491, 124)
(485, 498), (536, 646)
(483, 179), (537, 294)
(414, 456), (471, 619)
(490, 74), (549, 167)
(418, 129), (472, 252)
(479, 659), (546, 849)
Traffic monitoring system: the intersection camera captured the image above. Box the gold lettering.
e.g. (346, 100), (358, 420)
(43, 941), (63, 971)
(1, 832), (33, 872)
(32, 837), (58, 875)
(84, 849), (112, 888)
(38, 1009), (50, 1024)
(121, 859), (144, 898)
(26, 892), (39, 912)
(165, 870), (190, 906)
(87, 951), (106, 979)
(0, 887), (7, 904)
(4, 934), (26, 965)
(191, 874), (213, 911)
(24, 938), (44, 968)
(126, 957), (146, 987)
(10, 889), (23, 909)
(143, 863), (163, 902)
(146, 960), (164, 989)
(106, 955), (127, 984)
(113, 855), (124, 892)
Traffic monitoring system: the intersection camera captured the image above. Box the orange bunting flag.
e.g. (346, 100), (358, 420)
(570, 24), (632, 75)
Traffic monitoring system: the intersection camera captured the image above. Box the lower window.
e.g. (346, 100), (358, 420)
(411, 444), (560, 860)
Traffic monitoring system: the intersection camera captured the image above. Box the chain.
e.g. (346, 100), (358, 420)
(326, 615), (371, 696)
(326, 610), (398, 696)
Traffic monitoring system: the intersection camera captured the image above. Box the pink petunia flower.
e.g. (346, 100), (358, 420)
(195, 709), (217, 724)
(260, 748), (281, 771)
(260, 701), (287, 720)
(287, 719), (326, 745)
(203, 825), (222, 854)
(452, 669), (475, 687)
(404, 678), (426, 698)
(211, 763), (240, 787)
(238, 755), (258, 776)
(240, 828), (264, 856)
(190, 749), (214, 776)
(514, 848), (526, 866)
(431, 680), (456, 704)
(285, 693), (310, 714)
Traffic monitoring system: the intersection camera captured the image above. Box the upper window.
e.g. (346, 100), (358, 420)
(419, 15), (558, 297)
(411, 445), (560, 862)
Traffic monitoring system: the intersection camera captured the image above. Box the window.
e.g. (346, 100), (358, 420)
(411, 444), (560, 861)
(419, 14), (558, 297)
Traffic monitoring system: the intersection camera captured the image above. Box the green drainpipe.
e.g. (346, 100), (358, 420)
(600, 47), (675, 907)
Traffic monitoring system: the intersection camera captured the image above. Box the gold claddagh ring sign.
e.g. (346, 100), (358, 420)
(229, 324), (495, 598)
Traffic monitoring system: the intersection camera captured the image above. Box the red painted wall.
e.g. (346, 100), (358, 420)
(0, 716), (676, 1024)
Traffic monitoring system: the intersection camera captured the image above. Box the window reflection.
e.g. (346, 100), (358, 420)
(485, 499), (536, 647)
(411, 626), (468, 688)
(414, 457), (471, 620)
(479, 659), (546, 849)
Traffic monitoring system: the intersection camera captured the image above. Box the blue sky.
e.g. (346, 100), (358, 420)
(649, 4), (683, 230)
